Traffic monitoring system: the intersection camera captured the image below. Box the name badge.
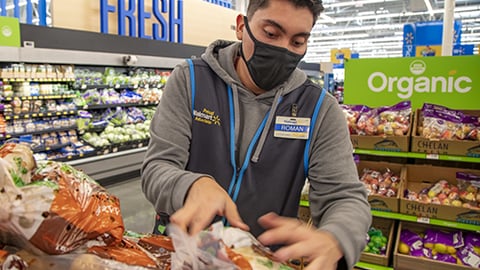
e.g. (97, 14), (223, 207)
(274, 116), (311, 140)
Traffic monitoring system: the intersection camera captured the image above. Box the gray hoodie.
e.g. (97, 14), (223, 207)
(141, 40), (371, 269)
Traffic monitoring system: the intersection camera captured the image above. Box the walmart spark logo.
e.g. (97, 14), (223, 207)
(404, 32), (414, 44)
(193, 108), (221, 126)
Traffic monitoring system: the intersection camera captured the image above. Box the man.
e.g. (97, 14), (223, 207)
(141, 0), (371, 269)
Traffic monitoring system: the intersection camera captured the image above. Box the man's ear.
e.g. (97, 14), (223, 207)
(235, 14), (245, 40)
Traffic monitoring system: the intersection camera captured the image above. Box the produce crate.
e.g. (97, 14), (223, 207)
(400, 164), (480, 226)
(357, 160), (406, 213)
(410, 109), (480, 157)
(360, 217), (396, 266)
(349, 111), (412, 153)
(393, 221), (478, 270)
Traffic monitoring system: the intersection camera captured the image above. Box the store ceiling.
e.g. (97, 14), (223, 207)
(303, 0), (480, 63)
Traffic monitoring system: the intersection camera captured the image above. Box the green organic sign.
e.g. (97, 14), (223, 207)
(344, 56), (480, 109)
(0, 16), (20, 47)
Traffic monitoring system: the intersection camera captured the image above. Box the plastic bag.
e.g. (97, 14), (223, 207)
(0, 142), (124, 255)
(168, 222), (240, 270)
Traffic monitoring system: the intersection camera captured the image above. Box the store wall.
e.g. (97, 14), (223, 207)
(51, 0), (239, 47)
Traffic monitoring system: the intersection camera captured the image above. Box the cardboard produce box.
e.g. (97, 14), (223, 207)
(410, 109), (480, 157)
(344, 102), (413, 152)
(394, 221), (478, 270)
(360, 217), (396, 266)
(350, 133), (411, 152)
(357, 161), (405, 213)
(400, 164), (480, 225)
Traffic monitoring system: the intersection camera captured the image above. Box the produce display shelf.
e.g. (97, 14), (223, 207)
(353, 148), (480, 163)
(76, 83), (144, 90)
(6, 125), (77, 138)
(1, 78), (75, 82)
(4, 110), (77, 120)
(67, 146), (148, 165)
(3, 94), (77, 101)
(370, 210), (480, 232)
(299, 201), (480, 232)
(80, 102), (158, 110)
(355, 261), (393, 270)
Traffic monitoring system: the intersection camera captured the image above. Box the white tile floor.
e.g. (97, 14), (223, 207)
(105, 177), (156, 234)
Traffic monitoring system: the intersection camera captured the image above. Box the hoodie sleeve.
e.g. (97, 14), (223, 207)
(141, 61), (213, 215)
(307, 94), (372, 269)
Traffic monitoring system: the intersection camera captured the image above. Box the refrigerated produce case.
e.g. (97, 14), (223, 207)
(0, 24), (205, 183)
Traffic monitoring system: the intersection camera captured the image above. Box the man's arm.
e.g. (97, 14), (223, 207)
(141, 62), (207, 214)
(307, 94), (372, 269)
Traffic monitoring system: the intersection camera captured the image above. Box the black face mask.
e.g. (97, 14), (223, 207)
(240, 16), (305, 91)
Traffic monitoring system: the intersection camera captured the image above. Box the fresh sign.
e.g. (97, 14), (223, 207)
(344, 56), (480, 109)
(100, 0), (183, 43)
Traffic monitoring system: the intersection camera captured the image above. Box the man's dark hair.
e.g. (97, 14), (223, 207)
(246, 0), (324, 25)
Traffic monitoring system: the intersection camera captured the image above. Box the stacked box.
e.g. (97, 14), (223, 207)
(410, 109), (480, 157)
(394, 221), (478, 270)
(400, 164), (480, 225)
(360, 217), (396, 266)
(357, 160), (406, 213)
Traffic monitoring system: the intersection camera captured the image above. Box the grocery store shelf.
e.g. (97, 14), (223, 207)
(370, 210), (480, 232)
(67, 146), (147, 165)
(0, 46), (184, 69)
(353, 148), (480, 163)
(299, 200), (480, 232)
(355, 261), (393, 270)
(67, 147), (147, 181)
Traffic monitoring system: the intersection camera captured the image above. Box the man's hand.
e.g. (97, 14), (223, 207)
(257, 212), (343, 270)
(169, 177), (249, 235)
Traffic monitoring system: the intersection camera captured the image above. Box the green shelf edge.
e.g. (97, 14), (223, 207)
(299, 201), (480, 232)
(353, 149), (480, 163)
(355, 261), (393, 270)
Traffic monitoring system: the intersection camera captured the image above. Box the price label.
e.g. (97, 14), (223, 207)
(426, 154), (439, 160)
(417, 217), (430, 224)
(47, 113), (52, 116)
(112, 147), (118, 152)
(81, 84), (87, 90)
(115, 84), (120, 89)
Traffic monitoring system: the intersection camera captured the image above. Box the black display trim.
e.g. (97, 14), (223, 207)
(20, 24), (206, 59)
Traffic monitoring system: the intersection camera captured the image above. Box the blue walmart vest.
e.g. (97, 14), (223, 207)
(155, 58), (326, 237)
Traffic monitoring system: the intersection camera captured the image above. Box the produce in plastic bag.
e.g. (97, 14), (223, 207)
(0, 249), (28, 270)
(420, 103), (480, 141)
(168, 222), (244, 270)
(398, 229), (424, 257)
(0, 142), (124, 255)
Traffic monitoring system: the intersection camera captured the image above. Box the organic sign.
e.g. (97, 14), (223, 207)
(344, 56), (480, 109)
